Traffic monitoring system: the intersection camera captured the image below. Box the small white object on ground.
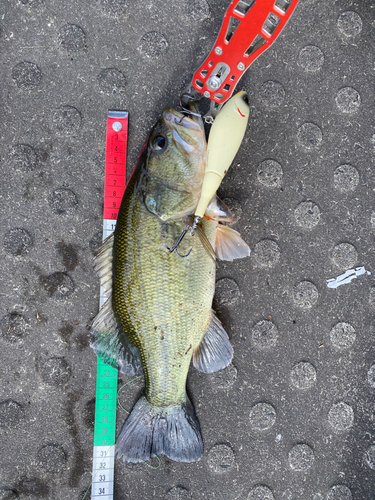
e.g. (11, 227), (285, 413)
(326, 266), (371, 289)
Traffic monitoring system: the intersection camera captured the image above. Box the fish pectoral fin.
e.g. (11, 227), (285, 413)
(94, 233), (114, 296)
(215, 224), (250, 261)
(90, 297), (141, 376)
(193, 311), (233, 373)
(205, 195), (233, 223)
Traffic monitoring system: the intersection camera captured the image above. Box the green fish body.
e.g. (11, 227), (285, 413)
(91, 106), (249, 463)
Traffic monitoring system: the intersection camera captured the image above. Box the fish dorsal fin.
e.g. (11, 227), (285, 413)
(205, 195), (233, 223)
(215, 225), (250, 261)
(94, 233), (114, 296)
(192, 311), (233, 373)
(90, 297), (142, 376)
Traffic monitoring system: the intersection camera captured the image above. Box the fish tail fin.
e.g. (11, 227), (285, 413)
(115, 395), (203, 463)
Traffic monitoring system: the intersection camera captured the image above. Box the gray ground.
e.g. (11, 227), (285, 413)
(1, 0), (375, 498)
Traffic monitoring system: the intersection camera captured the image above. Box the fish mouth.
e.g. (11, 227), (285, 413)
(162, 107), (203, 131)
(161, 106), (205, 154)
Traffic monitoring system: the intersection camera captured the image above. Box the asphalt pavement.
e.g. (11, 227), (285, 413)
(0, 0), (375, 498)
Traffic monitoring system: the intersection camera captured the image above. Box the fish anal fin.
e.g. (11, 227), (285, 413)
(216, 224), (250, 261)
(193, 311), (233, 373)
(90, 297), (141, 376)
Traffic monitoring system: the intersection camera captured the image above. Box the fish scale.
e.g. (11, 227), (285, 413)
(113, 184), (216, 406)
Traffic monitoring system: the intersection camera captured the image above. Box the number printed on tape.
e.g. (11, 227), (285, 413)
(92, 111), (127, 500)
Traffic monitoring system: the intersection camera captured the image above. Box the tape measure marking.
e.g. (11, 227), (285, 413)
(91, 110), (128, 500)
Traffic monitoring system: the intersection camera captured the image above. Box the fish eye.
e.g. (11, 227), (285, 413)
(151, 135), (168, 152)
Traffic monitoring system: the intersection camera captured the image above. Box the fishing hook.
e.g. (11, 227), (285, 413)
(167, 224), (193, 257)
(177, 108), (203, 124)
(176, 246), (192, 258)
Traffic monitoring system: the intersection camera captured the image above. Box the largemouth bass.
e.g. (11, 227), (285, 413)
(91, 101), (250, 463)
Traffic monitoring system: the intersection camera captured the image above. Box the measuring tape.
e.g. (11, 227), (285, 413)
(91, 110), (128, 500)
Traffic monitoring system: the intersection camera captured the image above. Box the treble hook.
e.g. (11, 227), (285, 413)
(177, 109), (203, 125)
(167, 224), (193, 258)
(178, 94), (203, 124)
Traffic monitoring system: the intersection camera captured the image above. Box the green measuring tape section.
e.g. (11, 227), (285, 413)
(94, 357), (118, 447)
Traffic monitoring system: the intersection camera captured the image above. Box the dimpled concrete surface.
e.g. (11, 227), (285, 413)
(0, 0), (374, 499)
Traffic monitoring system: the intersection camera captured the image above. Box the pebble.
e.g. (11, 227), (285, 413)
(292, 281), (319, 309)
(40, 357), (71, 386)
(330, 323), (356, 350)
(207, 444), (235, 473)
(0, 311), (30, 343)
(290, 361), (317, 389)
(252, 240), (280, 268)
(328, 402), (354, 431)
(4, 228), (33, 256)
(288, 443), (315, 471)
(294, 202), (321, 229)
(259, 81), (285, 108)
(337, 11), (362, 37)
(58, 24), (86, 51)
(257, 159), (283, 188)
(138, 32), (168, 58)
(297, 123), (322, 150)
(12, 61), (42, 89)
(247, 485), (275, 500)
(0, 399), (25, 429)
(249, 402), (276, 431)
(327, 485), (352, 500)
(208, 363), (237, 389)
(99, 0), (127, 16)
(165, 486), (192, 500)
(251, 320), (279, 350)
(183, 0), (210, 22)
(331, 243), (357, 270)
(49, 188), (78, 215)
(335, 87), (361, 114)
(298, 46), (324, 72)
(10, 144), (38, 171)
(36, 444), (67, 473)
(52, 106), (82, 136)
(42, 271), (75, 299)
(98, 68), (126, 94)
(215, 278), (240, 306)
(333, 165), (359, 193)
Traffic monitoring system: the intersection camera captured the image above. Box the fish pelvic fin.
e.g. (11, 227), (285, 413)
(90, 297), (141, 376)
(193, 311), (233, 373)
(116, 395), (203, 463)
(215, 224), (250, 261)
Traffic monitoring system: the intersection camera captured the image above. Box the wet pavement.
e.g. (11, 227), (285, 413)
(0, 0), (375, 499)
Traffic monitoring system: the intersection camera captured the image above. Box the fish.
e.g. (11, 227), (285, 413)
(90, 102), (250, 464)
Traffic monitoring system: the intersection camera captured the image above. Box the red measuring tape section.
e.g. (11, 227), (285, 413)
(192, 0), (299, 104)
(104, 111), (128, 220)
